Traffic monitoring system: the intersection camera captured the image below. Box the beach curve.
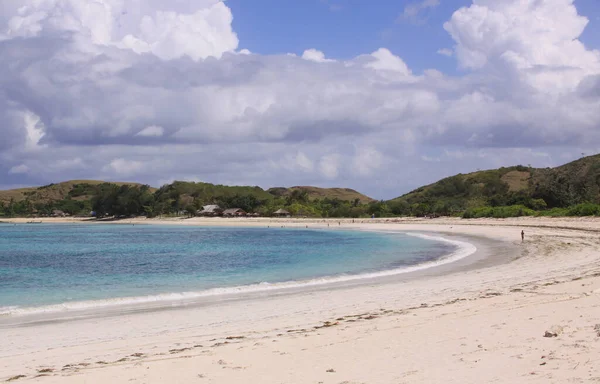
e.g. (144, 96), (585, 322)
(1, 217), (600, 383)
(0, 228), (478, 319)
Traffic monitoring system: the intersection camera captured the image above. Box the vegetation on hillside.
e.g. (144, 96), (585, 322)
(0, 181), (381, 218)
(390, 154), (600, 218)
(2, 155), (600, 219)
(268, 186), (374, 204)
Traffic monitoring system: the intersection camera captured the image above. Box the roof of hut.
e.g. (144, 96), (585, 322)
(201, 205), (222, 213)
(223, 208), (245, 214)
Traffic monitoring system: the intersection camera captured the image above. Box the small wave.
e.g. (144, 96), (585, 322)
(1, 232), (476, 317)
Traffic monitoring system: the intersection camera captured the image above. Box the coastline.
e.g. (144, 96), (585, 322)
(1, 217), (600, 383)
(0, 225), (483, 324)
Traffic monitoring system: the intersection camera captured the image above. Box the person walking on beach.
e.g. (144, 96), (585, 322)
(521, 230), (525, 242)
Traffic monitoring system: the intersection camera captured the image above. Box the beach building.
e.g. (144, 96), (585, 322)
(223, 208), (247, 217)
(273, 209), (290, 218)
(198, 205), (224, 217)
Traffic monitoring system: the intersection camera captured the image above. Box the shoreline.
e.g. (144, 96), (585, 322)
(1, 218), (600, 383)
(0, 227), (482, 324)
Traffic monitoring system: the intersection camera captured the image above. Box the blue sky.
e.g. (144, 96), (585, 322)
(228, 0), (600, 75)
(577, 0), (600, 46)
(227, 0), (468, 74)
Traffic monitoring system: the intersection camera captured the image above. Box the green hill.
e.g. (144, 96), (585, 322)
(0, 180), (376, 218)
(389, 154), (600, 217)
(267, 186), (374, 203)
(0, 180), (147, 204)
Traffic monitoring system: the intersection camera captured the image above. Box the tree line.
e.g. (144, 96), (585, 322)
(3, 161), (600, 220)
(0, 182), (393, 218)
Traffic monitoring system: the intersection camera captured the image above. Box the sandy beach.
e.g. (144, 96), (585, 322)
(1, 217), (600, 383)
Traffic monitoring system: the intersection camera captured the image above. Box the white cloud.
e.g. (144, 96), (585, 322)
(401, 0), (440, 24)
(1, 0), (238, 60)
(295, 152), (314, 172)
(302, 49), (335, 63)
(103, 158), (145, 176)
(437, 48), (453, 57)
(352, 147), (383, 176)
(444, 0), (600, 92)
(319, 154), (341, 179)
(23, 111), (46, 151)
(136, 125), (165, 137)
(0, 0), (599, 199)
(365, 48), (412, 75)
(9, 164), (29, 174)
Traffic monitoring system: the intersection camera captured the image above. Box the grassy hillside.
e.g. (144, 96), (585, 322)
(390, 154), (600, 216)
(0, 180), (146, 204)
(268, 186), (374, 203)
(0, 180), (376, 218)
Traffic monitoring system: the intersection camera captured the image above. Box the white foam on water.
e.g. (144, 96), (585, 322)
(0, 232), (476, 317)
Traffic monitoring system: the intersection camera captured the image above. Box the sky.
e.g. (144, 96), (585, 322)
(1, 0), (600, 199)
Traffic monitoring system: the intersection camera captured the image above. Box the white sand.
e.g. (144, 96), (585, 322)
(1, 217), (600, 383)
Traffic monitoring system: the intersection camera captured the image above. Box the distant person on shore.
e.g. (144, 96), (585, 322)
(521, 230), (525, 242)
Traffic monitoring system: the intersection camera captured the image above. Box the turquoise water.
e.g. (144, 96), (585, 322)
(0, 224), (458, 314)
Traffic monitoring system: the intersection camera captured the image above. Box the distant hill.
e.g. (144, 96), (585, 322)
(0, 179), (376, 218)
(0, 180), (147, 204)
(268, 186), (375, 203)
(390, 154), (600, 213)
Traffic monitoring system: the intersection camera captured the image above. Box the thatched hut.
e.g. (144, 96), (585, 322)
(273, 209), (290, 217)
(198, 205), (223, 217)
(223, 208), (247, 217)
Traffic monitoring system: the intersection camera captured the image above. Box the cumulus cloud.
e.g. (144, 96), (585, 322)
(365, 48), (412, 75)
(302, 49), (335, 63)
(0, 0), (238, 60)
(444, 0), (600, 91)
(0, 0), (599, 199)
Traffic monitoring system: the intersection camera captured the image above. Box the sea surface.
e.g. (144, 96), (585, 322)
(0, 223), (470, 316)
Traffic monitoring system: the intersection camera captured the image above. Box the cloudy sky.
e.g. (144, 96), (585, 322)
(1, 0), (600, 199)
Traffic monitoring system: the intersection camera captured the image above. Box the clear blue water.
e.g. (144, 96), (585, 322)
(0, 224), (454, 311)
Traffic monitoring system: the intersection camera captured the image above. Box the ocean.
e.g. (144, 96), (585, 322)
(0, 223), (473, 316)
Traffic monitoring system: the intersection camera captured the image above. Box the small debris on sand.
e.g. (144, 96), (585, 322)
(225, 336), (245, 340)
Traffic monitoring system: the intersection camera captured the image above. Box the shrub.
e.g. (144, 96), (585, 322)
(528, 198), (548, 211)
(463, 205), (535, 219)
(566, 203), (600, 217)
(536, 207), (569, 217)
